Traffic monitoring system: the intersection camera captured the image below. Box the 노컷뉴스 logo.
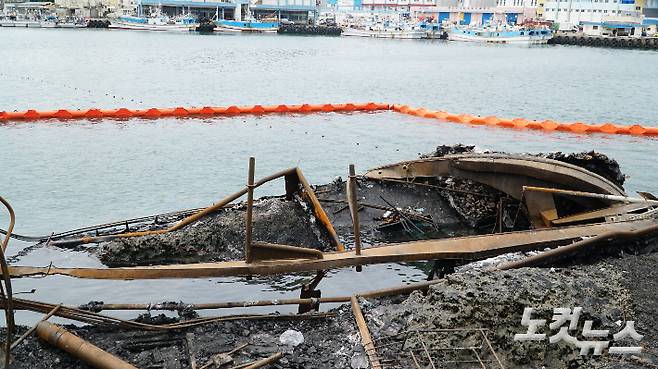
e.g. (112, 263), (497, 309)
(513, 307), (643, 355)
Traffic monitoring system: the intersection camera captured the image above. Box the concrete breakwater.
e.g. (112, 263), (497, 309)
(549, 33), (658, 49)
(277, 24), (342, 36)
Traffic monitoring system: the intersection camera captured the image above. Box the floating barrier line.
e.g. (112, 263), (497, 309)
(1, 102), (655, 137)
(392, 104), (658, 137)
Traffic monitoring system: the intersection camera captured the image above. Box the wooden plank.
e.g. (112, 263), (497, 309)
(552, 203), (651, 226)
(9, 219), (656, 280)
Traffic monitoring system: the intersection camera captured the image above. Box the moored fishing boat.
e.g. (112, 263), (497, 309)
(447, 24), (553, 44)
(214, 15), (278, 33)
(343, 21), (426, 39)
(0, 15), (41, 27)
(418, 21), (447, 39)
(110, 13), (196, 31)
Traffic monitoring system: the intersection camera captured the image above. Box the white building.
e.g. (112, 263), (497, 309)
(542, 0), (643, 30)
(361, 0), (435, 13)
(496, 0), (538, 21)
(55, 0), (133, 16)
(411, 0), (538, 24)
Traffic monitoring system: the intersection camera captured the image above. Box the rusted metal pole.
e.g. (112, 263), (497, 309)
(522, 186), (658, 205)
(347, 165), (362, 256)
(0, 196), (16, 369)
(36, 321), (138, 369)
(351, 296), (382, 369)
(242, 352), (283, 369)
(10, 304), (61, 350)
(74, 278), (446, 312)
(245, 157), (256, 263)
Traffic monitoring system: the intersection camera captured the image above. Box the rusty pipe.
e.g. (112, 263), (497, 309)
(492, 223), (658, 271)
(36, 321), (138, 369)
(48, 168), (298, 247)
(74, 278), (445, 313)
(522, 186), (658, 206)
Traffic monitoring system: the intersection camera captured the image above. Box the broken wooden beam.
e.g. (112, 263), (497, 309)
(9, 218), (657, 280)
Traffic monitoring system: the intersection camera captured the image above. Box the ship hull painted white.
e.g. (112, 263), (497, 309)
(447, 32), (551, 44)
(343, 28), (425, 39)
(109, 22), (193, 32)
(59, 23), (86, 28)
(0, 21), (41, 27)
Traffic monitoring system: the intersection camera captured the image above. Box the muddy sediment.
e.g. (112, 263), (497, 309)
(10, 250), (658, 369)
(98, 197), (331, 267)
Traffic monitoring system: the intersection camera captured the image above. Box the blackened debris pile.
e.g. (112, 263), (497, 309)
(421, 144), (476, 158)
(541, 151), (626, 188)
(98, 197), (331, 267)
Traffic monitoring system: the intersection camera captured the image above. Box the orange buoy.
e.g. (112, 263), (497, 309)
(457, 114), (475, 124)
(483, 116), (500, 125)
(84, 109), (104, 118)
(321, 104), (336, 112)
(224, 106), (242, 115)
(496, 119), (515, 128)
(114, 108), (135, 118)
(598, 123), (620, 134)
(274, 105), (290, 113)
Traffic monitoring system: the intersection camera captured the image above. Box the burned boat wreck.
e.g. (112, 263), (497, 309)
(2, 146), (658, 369)
(8, 148), (657, 278)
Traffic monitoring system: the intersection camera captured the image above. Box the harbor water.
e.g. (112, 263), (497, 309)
(1, 28), (657, 324)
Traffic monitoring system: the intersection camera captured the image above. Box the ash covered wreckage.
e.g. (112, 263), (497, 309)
(0, 145), (657, 369)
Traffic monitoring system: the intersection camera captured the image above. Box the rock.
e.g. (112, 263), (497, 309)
(279, 329), (304, 347)
(350, 352), (369, 368)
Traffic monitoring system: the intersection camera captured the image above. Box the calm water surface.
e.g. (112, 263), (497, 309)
(0, 28), (657, 324)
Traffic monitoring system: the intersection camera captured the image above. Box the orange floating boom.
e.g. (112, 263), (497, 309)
(1, 102), (655, 137)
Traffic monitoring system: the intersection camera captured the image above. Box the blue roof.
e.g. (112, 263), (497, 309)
(644, 17), (658, 25)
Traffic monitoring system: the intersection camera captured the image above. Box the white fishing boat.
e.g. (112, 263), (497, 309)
(447, 24), (553, 44)
(110, 12), (196, 31)
(0, 15), (41, 27)
(58, 21), (87, 29)
(418, 21), (446, 39)
(343, 21), (426, 39)
(40, 15), (58, 28)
